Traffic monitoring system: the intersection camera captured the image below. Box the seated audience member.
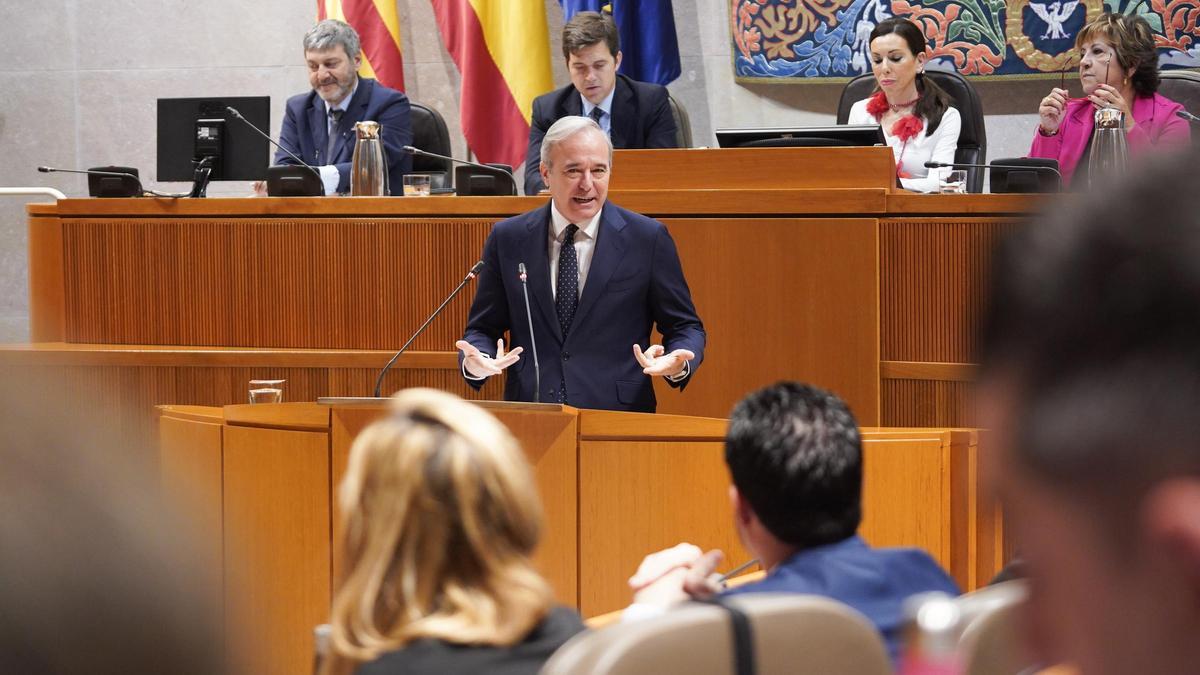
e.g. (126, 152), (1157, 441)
(980, 150), (1200, 674)
(846, 17), (961, 193)
(274, 19), (413, 195)
(322, 389), (584, 675)
(627, 382), (959, 662)
(1030, 12), (1189, 188)
(524, 11), (678, 194)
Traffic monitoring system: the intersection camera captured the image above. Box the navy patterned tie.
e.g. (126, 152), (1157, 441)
(589, 106), (604, 125)
(326, 108), (343, 160)
(556, 223), (580, 336)
(555, 224), (579, 403)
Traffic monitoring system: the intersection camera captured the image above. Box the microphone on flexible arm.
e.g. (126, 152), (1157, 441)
(373, 260), (485, 398)
(225, 106), (321, 179)
(1176, 109), (1200, 125)
(402, 145), (517, 195)
(924, 160), (1063, 193)
(517, 263), (542, 403)
(38, 166), (144, 197)
(923, 160), (1064, 180)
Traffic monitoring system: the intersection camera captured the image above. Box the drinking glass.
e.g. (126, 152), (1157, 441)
(938, 169), (967, 194)
(248, 379), (285, 404)
(403, 174), (432, 196)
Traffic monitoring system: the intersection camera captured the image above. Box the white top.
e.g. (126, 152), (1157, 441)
(847, 99), (961, 193)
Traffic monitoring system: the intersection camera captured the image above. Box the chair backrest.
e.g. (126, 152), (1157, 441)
(1158, 70), (1200, 123)
(408, 100), (452, 189)
(667, 94), (693, 148)
(540, 594), (891, 675)
(836, 70), (988, 192)
(956, 581), (1034, 675)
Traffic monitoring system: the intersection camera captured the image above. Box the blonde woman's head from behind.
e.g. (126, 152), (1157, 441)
(328, 389), (551, 667)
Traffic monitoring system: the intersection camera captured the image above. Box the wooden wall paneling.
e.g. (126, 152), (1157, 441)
(611, 147), (898, 191)
(61, 217), (495, 348)
(28, 211), (65, 341)
(858, 432), (954, 579)
(879, 218), (1020, 363)
(881, 379), (976, 428)
(222, 424), (331, 675)
(653, 217), (881, 423)
(578, 438), (750, 617)
(158, 412), (225, 610)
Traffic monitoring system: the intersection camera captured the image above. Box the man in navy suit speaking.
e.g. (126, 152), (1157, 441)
(274, 19), (412, 195)
(457, 116), (704, 413)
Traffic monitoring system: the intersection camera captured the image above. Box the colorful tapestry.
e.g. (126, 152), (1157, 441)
(731, 0), (1200, 81)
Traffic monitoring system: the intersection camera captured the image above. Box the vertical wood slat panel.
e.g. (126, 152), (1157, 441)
(880, 219), (1021, 363)
(881, 379), (976, 428)
(62, 218), (494, 349)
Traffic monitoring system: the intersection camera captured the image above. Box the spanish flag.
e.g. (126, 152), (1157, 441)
(431, 0), (554, 167)
(317, 0), (406, 92)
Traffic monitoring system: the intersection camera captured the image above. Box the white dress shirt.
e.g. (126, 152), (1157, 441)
(847, 99), (961, 193)
(548, 200), (602, 299)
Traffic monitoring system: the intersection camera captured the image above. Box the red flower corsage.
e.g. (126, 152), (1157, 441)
(866, 90), (890, 117)
(865, 91), (925, 179)
(891, 115), (925, 142)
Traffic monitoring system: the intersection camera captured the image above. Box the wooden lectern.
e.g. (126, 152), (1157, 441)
(159, 398), (1004, 675)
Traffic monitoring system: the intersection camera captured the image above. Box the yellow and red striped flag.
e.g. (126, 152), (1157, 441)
(431, 0), (553, 167)
(317, 0), (406, 92)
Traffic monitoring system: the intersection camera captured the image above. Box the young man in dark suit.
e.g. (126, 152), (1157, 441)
(523, 11), (679, 195)
(457, 116), (704, 413)
(274, 19), (412, 195)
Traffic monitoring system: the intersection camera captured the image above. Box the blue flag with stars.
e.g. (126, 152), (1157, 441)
(559, 0), (681, 86)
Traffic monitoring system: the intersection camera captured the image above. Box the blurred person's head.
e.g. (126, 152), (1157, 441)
(304, 19), (362, 105)
(1075, 13), (1159, 97)
(0, 377), (225, 674)
(324, 389), (552, 670)
(724, 382), (863, 568)
(980, 150), (1200, 674)
(561, 11), (622, 106)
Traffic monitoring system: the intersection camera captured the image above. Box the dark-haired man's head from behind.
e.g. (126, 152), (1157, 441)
(980, 150), (1200, 675)
(725, 382), (862, 564)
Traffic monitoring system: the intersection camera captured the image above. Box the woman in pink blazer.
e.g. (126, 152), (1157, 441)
(1030, 13), (1190, 188)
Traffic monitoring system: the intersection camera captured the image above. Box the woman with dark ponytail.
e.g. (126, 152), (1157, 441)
(846, 17), (960, 192)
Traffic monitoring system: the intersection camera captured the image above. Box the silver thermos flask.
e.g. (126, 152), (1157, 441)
(1087, 106), (1129, 188)
(351, 120), (387, 196)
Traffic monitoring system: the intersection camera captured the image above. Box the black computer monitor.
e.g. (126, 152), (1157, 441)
(715, 125), (886, 149)
(156, 96), (271, 182)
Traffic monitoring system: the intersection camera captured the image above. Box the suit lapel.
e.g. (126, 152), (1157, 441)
(561, 88), (583, 118)
(571, 203), (626, 332)
(520, 204), (562, 343)
(610, 76), (634, 148)
(307, 98), (328, 164)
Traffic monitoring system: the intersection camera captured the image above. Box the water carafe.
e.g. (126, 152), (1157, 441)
(1087, 106), (1129, 188)
(351, 121), (387, 196)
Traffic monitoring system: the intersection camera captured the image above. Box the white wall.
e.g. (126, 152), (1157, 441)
(0, 0), (1045, 342)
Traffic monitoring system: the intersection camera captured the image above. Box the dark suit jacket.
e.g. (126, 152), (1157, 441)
(524, 74), (678, 194)
(461, 201), (705, 413)
(276, 78), (413, 195)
